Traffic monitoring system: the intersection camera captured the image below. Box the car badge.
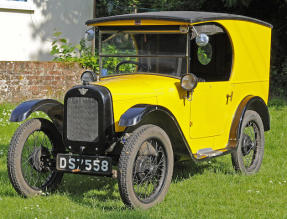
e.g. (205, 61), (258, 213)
(78, 88), (88, 95)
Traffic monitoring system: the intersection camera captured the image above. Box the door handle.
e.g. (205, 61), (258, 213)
(226, 91), (233, 104)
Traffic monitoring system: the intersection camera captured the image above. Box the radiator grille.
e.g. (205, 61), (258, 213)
(67, 97), (98, 142)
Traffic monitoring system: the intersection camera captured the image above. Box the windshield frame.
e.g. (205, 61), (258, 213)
(98, 28), (191, 78)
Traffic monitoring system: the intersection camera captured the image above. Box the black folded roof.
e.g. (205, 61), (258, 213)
(86, 11), (272, 28)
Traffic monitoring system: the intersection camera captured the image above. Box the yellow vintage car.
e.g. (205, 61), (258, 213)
(7, 11), (272, 209)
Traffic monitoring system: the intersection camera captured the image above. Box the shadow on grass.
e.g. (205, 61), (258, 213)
(0, 148), (235, 211)
(59, 157), (236, 210)
(58, 161), (208, 210)
(173, 160), (207, 181)
(173, 157), (235, 181)
(58, 174), (126, 211)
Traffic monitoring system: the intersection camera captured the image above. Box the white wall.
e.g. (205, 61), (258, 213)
(0, 0), (94, 61)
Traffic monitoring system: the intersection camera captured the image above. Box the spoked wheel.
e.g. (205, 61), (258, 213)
(118, 125), (174, 209)
(231, 110), (265, 174)
(133, 138), (167, 202)
(7, 118), (64, 197)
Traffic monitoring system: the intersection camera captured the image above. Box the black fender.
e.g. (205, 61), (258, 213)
(119, 104), (192, 160)
(119, 104), (157, 127)
(10, 99), (64, 134)
(228, 96), (270, 148)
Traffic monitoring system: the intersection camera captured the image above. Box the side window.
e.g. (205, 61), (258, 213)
(190, 23), (232, 82)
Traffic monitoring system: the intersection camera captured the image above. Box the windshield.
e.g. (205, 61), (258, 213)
(99, 31), (188, 77)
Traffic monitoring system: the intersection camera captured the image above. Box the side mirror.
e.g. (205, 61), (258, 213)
(180, 74), (198, 91)
(81, 70), (97, 85)
(195, 33), (209, 47)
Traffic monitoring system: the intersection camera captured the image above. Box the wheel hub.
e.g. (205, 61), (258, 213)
(242, 134), (254, 156)
(135, 155), (156, 182)
(28, 146), (51, 172)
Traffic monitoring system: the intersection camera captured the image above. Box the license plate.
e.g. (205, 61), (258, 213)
(56, 154), (112, 175)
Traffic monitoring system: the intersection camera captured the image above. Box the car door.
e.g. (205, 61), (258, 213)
(188, 22), (234, 144)
(189, 81), (233, 139)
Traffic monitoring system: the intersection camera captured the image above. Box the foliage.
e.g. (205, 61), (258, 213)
(268, 96), (287, 109)
(102, 45), (137, 74)
(95, 0), (206, 15)
(50, 32), (137, 75)
(1, 103), (287, 217)
(222, 0), (252, 7)
(101, 33), (138, 74)
(96, 0), (139, 17)
(270, 58), (287, 97)
(50, 32), (99, 72)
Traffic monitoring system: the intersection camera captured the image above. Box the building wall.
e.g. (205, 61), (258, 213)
(0, 0), (94, 61)
(0, 61), (83, 103)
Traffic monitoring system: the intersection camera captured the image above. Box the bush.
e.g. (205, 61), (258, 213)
(270, 58), (287, 98)
(50, 32), (136, 75)
(50, 32), (99, 72)
(268, 97), (287, 108)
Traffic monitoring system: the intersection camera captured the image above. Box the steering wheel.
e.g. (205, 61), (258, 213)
(115, 60), (149, 73)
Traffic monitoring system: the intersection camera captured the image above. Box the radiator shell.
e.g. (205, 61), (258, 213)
(63, 85), (114, 155)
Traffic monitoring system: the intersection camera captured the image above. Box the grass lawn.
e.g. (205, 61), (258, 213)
(0, 103), (286, 218)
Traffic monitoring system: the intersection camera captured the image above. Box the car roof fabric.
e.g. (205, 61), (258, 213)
(86, 11), (272, 28)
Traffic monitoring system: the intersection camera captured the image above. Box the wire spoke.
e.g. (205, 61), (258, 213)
(21, 131), (54, 189)
(242, 121), (259, 169)
(132, 138), (167, 202)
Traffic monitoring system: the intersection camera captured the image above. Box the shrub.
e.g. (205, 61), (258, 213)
(50, 32), (135, 75)
(50, 32), (99, 72)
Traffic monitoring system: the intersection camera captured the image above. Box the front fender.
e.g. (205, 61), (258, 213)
(119, 104), (156, 127)
(119, 104), (193, 160)
(10, 99), (64, 134)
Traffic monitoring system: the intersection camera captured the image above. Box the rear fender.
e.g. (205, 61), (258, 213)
(228, 96), (270, 148)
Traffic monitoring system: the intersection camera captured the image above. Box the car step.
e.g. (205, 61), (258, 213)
(196, 148), (224, 159)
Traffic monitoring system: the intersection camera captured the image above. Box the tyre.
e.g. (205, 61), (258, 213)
(118, 125), (174, 209)
(231, 110), (265, 174)
(7, 118), (65, 197)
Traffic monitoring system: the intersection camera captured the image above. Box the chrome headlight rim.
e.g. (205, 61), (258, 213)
(80, 71), (97, 85)
(180, 73), (198, 91)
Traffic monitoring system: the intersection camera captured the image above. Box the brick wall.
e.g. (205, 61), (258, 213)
(0, 61), (84, 103)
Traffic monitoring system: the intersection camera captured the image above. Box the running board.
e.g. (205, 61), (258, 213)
(194, 148), (226, 160)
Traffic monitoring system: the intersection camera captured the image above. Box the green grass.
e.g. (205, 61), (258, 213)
(0, 104), (287, 218)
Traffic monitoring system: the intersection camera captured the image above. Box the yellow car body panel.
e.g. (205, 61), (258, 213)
(187, 19), (271, 152)
(91, 17), (271, 156)
(93, 74), (190, 134)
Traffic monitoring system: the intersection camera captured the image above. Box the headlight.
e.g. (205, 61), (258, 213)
(81, 71), (97, 85)
(180, 74), (198, 91)
(85, 28), (95, 41)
